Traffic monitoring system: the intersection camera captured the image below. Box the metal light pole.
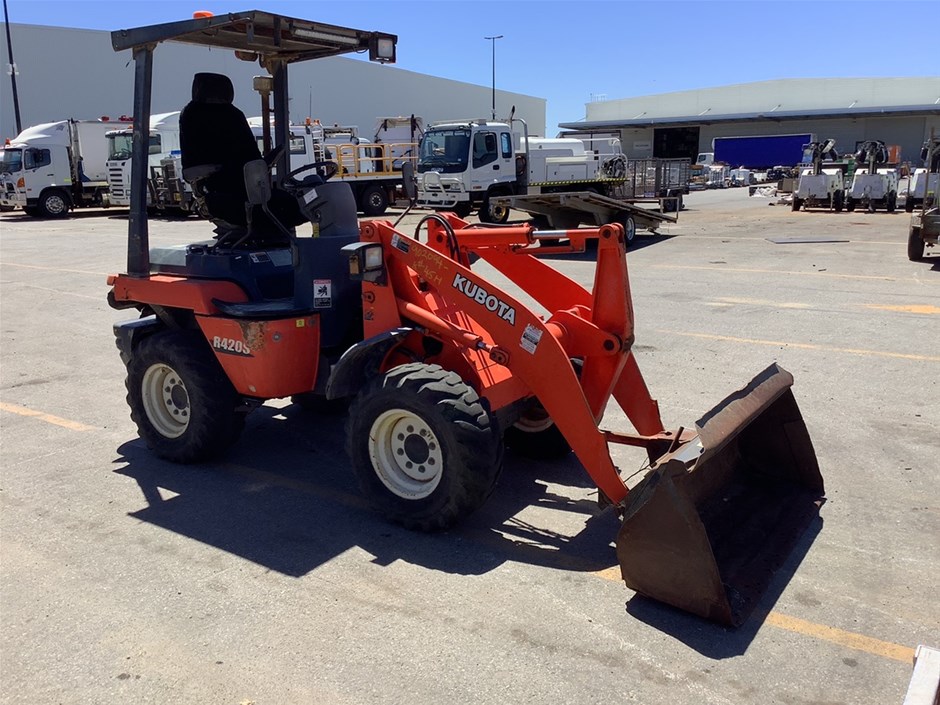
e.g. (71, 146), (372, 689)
(484, 34), (502, 121)
(3, 0), (22, 134)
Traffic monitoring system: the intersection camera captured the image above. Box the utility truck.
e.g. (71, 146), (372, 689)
(0, 118), (113, 217)
(416, 118), (630, 222)
(314, 115), (423, 215)
(106, 111), (184, 211)
(846, 140), (898, 213)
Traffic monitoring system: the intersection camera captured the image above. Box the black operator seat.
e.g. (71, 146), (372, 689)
(179, 72), (304, 233)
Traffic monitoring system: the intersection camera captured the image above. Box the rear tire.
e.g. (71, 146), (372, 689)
(905, 198), (915, 213)
(346, 363), (503, 531)
(360, 184), (388, 217)
(886, 191), (897, 213)
(126, 330), (244, 463)
(791, 197), (803, 212)
(845, 198), (855, 212)
(38, 189), (70, 218)
(908, 226), (925, 262)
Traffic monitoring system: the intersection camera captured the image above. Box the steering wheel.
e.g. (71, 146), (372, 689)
(286, 160), (338, 186)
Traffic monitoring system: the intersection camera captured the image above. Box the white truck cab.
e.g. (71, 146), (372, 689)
(416, 119), (624, 222)
(0, 119), (112, 217)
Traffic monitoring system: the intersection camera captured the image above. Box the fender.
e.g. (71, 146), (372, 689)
(112, 315), (162, 365)
(325, 327), (413, 400)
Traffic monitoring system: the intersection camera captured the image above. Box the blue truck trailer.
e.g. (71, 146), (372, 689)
(713, 133), (814, 170)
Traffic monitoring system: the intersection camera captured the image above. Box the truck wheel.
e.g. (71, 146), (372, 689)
(480, 195), (511, 224)
(845, 197), (855, 212)
(886, 191), (897, 213)
(791, 197), (803, 212)
(0, 205), (14, 213)
(346, 362), (503, 531)
(452, 201), (473, 219)
(360, 184), (388, 217)
(38, 189), (70, 218)
(907, 226), (925, 261)
(126, 330), (245, 463)
(905, 198), (915, 213)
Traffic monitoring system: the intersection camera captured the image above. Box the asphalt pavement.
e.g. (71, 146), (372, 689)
(1, 188), (937, 704)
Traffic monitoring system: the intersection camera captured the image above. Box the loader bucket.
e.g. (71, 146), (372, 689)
(615, 363), (824, 626)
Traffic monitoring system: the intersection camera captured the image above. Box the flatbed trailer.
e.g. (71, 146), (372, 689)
(491, 190), (677, 242)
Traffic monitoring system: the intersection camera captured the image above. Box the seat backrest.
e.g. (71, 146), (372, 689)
(180, 73), (262, 227)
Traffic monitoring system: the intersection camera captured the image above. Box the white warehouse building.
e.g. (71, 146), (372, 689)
(0, 22), (546, 141)
(560, 78), (940, 166)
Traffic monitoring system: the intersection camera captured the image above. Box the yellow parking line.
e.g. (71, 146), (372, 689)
(764, 611), (914, 663)
(649, 263), (898, 282)
(593, 567), (914, 663)
(864, 304), (940, 315)
(0, 401), (96, 431)
(656, 330), (940, 363)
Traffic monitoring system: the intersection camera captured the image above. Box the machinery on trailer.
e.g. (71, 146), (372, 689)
(846, 140), (898, 213)
(792, 139), (845, 212)
(0, 118), (113, 217)
(908, 134), (940, 261)
(107, 10), (825, 626)
(488, 190), (676, 243)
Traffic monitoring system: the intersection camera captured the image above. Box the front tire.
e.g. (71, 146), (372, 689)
(126, 330), (244, 463)
(480, 194), (511, 224)
(38, 189), (70, 218)
(346, 363), (503, 531)
(791, 197), (803, 212)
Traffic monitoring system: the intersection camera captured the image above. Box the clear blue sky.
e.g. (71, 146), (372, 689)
(4, 0), (937, 134)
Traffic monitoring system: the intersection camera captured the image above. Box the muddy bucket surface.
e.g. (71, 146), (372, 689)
(615, 363), (824, 625)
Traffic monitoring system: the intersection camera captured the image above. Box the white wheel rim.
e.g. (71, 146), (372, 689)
(624, 216), (636, 242)
(46, 195), (67, 214)
(513, 406), (554, 434)
(368, 409), (444, 499)
(141, 363), (190, 439)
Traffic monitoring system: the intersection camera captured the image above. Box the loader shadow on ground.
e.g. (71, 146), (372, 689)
(623, 515), (824, 658)
(113, 403), (621, 585)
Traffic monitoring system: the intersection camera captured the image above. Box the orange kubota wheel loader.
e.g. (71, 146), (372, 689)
(108, 11), (825, 627)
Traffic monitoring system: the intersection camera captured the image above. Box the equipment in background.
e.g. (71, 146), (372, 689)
(792, 139), (845, 213)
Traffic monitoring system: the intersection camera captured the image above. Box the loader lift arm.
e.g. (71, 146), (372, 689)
(353, 214), (824, 625)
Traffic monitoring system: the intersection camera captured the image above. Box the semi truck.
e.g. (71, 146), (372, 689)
(700, 133), (815, 171)
(106, 111), (183, 210)
(0, 118), (114, 217)
(415, 117), (632, 222)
